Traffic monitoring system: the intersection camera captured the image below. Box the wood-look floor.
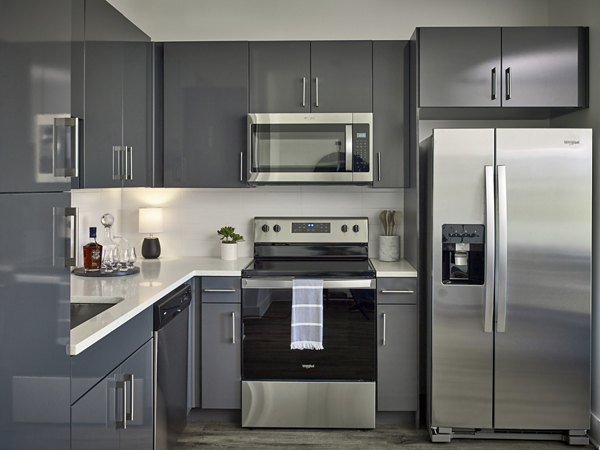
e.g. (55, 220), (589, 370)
(176, 422), (593, 449)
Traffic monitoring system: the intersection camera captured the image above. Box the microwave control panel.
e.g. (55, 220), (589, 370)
(353, 124), (370, 172)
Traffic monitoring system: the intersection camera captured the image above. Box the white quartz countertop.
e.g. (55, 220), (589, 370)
(370, 259), (418, 277)
(69, 256), (252, 356)
(70, 256), (417, 356)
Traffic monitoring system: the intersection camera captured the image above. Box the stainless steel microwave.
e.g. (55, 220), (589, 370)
(247, 113), (373, 184)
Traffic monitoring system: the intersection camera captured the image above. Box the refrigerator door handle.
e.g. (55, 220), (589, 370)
(484, 165), (495, 333)
(496, 165), (508, 332)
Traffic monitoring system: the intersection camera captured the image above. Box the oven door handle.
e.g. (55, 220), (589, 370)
(242, 278), (376, 290)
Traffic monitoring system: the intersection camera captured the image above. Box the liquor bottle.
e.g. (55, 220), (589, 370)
(83, 227), (103, 272)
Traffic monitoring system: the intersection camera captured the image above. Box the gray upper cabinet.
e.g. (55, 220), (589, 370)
(0, 0), (82, 193)
(418, 27), (502, 108)
(501, 27), (588, 108)
(373, 41), (409, 188)
(80, 0), (152, 189)
(163, 42), (248, 188)
(310, 41), (372, 112)
(249, 42), (311, 113)
(249, 41), (372, 113)
(418, 27), (588, 109)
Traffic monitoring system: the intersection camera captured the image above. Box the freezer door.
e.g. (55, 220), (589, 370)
(429, 129), (495, 428)
(494, 129), (592, 430)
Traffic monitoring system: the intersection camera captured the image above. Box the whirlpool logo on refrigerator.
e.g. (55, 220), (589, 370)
(564, 140), (580, 145)
(302, 364), (315, 369)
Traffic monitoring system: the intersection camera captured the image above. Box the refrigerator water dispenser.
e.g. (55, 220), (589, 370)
(442, 224), (484, 284)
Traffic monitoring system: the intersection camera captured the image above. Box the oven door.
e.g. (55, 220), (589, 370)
(241, 278), (376, 381)
(247, 113), (366, 183)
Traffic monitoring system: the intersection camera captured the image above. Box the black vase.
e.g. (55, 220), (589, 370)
(142, 237), (161, 259)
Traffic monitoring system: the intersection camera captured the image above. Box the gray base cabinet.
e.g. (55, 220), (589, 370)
(163, 42), (248, 188)
(71, 338), (153, 450)
(377, 278), (418, 412)
(373, 41), (410, 188)
(417, 27), (588, 109)
(201, 277), (241, 409)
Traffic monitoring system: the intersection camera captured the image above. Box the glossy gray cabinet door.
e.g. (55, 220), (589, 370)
(81, 0), (151, 188)
(310, 41), (373, 112)
(71, 339), (153, 450)
(119, 339), (154, 450)
(71, 370), (120, 450)
(377, 304), (418, 411)
(0, 0), (79, 193)
(249, 42), (311, 113)
(122, 41), (152, 188)
(0, 192), (72, 450)
(201, 303), (241, 409)
(164, 42), (248, 187)
(502, 27), (587, 108)
(419, 28), (501, 107)
(373, 41), (409, 188)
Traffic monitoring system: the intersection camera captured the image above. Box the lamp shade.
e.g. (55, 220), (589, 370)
(139, 207), (164, 234)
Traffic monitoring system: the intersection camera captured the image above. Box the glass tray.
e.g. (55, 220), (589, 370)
(72, 266), (140, 277)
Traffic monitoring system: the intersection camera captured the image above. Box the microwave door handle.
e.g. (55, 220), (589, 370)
(345, 125), (353, 172)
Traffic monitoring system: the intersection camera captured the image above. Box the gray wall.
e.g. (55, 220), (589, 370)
(549, 0), (600, 443)
(107, 0), (549, 41)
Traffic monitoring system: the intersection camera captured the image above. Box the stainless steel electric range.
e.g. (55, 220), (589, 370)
(241, 217), (376, 429)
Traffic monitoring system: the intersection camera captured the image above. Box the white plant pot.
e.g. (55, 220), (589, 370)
(379, 235), (400, 262)
(221, 242), (238, 261)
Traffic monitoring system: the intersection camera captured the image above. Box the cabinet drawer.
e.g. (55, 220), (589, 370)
(201, 277), (241, 303)
(71, 307), (152, 403)
(377, 278), (417, 304)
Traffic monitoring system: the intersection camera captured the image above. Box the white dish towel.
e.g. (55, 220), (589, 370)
(291, 279), (324, 350)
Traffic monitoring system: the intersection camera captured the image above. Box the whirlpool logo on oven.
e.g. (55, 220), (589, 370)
(302, 364), (315, 369)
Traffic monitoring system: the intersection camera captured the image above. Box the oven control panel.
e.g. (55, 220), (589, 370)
(254, 217), (369, 243)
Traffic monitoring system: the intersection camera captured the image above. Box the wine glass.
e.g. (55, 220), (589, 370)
(127, 247), (137, 270)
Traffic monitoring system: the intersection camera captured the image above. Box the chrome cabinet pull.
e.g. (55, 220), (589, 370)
(491, 67), (497, 100)
(496, 165), (508, 332)
(315, 77), (319, 108)
(377, 152), (382, 182)
(124, 146), (133, 180)
(379, 289), (414, 294)
(302, 77), (306, 107)
(382, 313), (387, 346)
(239, 152), (243, 182)
(64, 207), (78, 267)
(112, 146), (122, 180)
(505, 67), (511, 100)
(484, 166), (495, 333)
(53, 117), (81, 178)
(203, 288), (237, 293)
(231, 312), (236, 344)
(124, 374), (134, 422)
(116, 379), (127, 429)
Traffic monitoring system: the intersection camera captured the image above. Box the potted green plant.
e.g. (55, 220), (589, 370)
(217, 226), (244, 261)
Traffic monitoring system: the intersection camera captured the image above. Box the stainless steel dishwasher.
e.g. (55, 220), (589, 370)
(154, 284), (192, 450)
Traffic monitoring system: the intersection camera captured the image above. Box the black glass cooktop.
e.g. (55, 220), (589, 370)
(242, 258), (376, 278)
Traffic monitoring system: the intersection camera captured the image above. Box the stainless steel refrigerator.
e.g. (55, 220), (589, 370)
(426, 128), (592, 445)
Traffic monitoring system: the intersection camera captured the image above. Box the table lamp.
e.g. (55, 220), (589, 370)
(139, 207), (163, 259)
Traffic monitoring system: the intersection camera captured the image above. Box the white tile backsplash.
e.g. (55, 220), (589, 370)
(72, 186), (404, 260)
(120, 186), (404, 258)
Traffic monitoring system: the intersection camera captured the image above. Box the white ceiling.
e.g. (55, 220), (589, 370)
(106, 0), (550, 41)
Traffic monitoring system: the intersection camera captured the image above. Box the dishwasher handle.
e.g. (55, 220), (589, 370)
(154, 284), (192, 330)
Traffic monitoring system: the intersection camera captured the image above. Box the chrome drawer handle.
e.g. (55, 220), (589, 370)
(203, 288), (237, 293)
(379, 289), (414, 294)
